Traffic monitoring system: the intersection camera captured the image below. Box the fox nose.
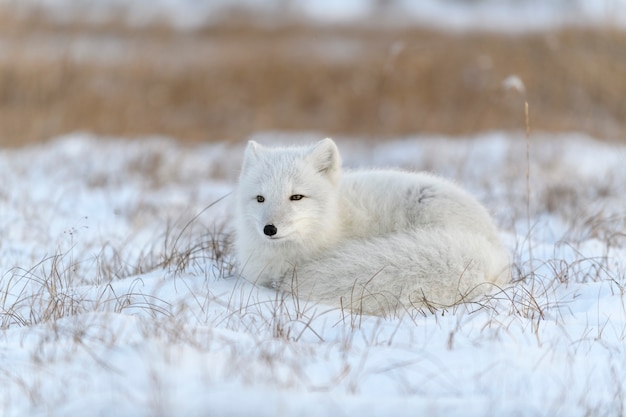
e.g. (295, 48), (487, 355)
(263, 224), (278, 237)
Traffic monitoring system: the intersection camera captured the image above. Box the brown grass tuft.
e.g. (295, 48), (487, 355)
(0, 11), (625, 146)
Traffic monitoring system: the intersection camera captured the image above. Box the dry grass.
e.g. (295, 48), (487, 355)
(0, 11), (625, 147)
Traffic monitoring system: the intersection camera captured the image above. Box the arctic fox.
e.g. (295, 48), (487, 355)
(234, 138), (510, 316)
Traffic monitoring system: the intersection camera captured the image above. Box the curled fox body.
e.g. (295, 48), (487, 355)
(234, 138), (510, 315)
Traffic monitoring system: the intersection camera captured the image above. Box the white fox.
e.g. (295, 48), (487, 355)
(234, 138), (510, 316)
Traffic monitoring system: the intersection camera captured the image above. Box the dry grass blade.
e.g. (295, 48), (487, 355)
(159, 194), (233, 274)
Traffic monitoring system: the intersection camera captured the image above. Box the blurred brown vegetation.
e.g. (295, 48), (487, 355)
(0, 10), (625, 147)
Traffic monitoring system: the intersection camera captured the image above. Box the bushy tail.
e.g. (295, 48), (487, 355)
(278, 229), (510, 316)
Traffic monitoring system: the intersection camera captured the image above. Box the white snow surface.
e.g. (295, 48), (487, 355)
(2, 131), (626, 416)
(2, 0), (626, 31)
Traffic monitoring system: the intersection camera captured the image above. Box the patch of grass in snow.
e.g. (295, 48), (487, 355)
(1, 249), (86, 327)
(0, 201), (234, 329)
(1, 215), (621, 335)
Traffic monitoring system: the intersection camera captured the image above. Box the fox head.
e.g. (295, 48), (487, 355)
(236, 138), (342, 250)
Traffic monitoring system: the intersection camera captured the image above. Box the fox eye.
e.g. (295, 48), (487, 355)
(290, 194), (305, 201)
(256, 195), (265, 203)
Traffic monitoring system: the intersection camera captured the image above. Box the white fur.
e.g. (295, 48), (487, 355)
(234, 138), (510, 315)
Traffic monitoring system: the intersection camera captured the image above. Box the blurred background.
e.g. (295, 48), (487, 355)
(0, 0), (625, 147)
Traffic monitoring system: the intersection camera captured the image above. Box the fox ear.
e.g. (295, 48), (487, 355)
(241, 140), (263, 172)
(308, 138), (341, 183)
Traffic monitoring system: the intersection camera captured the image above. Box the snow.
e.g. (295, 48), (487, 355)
(2, 130), (626, 416)
(3, 0), (626, 31)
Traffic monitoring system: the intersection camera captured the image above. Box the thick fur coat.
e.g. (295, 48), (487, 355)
(234, 138), (510, 315)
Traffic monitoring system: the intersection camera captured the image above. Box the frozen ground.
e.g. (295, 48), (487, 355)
(1, 131), (626, 416)
(2, 0), (626, 31)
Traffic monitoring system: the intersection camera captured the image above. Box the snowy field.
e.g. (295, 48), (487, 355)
(2, 131), (626, 416)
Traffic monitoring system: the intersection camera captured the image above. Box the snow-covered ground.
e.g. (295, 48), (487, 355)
(3, 0), (626, 31)
(2, 131), (625, 416)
